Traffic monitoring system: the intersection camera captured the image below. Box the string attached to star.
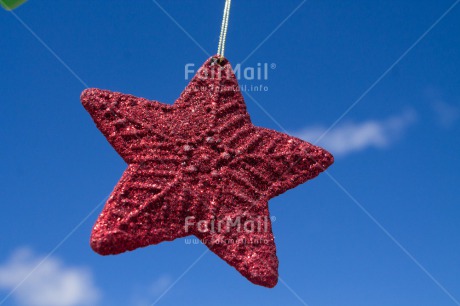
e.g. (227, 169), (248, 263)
(217, 0), (232, 59)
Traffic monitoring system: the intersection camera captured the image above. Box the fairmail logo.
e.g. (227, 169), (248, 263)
(184, 216), (271, 234)
(185, 62), (276, 81)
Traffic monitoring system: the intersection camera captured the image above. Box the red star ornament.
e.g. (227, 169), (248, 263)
(81, 56), (333, 288)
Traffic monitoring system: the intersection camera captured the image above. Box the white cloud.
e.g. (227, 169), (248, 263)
(432, 100), (459, 128)
(0, 248), (100, 306)
(150, 275), (172, 296)
(130, 275), (173, 306)
(295, 110), (417, 157)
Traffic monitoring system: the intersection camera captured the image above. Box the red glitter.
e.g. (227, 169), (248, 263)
(81, 56), (333, 288)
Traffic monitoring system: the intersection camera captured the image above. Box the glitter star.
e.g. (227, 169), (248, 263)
(81, 56), (333, 288)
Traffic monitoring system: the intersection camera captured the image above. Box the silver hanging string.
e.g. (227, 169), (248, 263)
(217, 0), (232, 58)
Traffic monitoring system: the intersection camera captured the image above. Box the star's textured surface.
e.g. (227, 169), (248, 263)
(81, 56), (333, 287)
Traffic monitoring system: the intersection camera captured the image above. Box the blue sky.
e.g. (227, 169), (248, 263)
(1, 0), (460, 305)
